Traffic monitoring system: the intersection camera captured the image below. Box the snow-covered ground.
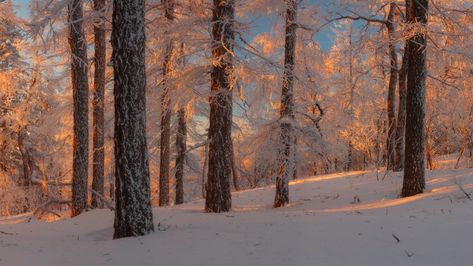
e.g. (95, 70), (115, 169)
(1, 168), (473, 266)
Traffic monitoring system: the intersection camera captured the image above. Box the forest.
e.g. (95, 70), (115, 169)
(0, 0), (473, 265)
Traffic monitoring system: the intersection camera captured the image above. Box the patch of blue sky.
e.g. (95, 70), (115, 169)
(11, 0), (30, 18)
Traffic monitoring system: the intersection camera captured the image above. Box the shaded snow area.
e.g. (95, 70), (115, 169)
(1, 169), (473, 266)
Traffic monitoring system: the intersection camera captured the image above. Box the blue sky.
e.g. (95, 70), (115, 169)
(12, 0), (30, 17)
(12, 0), (335, 51)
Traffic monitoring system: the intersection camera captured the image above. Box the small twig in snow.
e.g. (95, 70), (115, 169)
(453, 178), (472, 200)
(392, 233), (400, 243)
(0, 231), (15, 235)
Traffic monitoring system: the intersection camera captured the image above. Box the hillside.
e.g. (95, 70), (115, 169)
(1, 168), (473, 266)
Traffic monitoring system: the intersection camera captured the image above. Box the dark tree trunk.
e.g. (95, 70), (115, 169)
(394, 0), (410, 172)
(401, 0), (428, 197)
(394, 45), (409, 171)
(346, 141), (353, 171)
(68, 0), (89, 217)
(175, 108), (186, 205)
(109, 173), (115, 201)
(91, 0), (106, 209)
(274, 0), (298, 208)
(159, 0), (175, 207)
(231, 140), (240, 191)
(386, 3), (398, 171)
(205, 0), (234, 213)
(112, 0), (154, 238)
(18, 128), (32, 187)
(202, 143), (208, 199)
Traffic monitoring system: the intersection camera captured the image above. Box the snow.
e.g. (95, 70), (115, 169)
(1, 168), (473, 266)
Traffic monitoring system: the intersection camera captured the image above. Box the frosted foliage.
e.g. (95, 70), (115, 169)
(1, 0), (473, 225)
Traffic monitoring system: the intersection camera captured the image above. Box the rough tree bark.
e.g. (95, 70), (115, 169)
(175, 108), (186, 205)
(274, 0), (298, 208)
(205, 0), (235, 213)
(386, 2), (398, 170)
(91, 0), (106, 209)
(159, 0), (175, 207)
(401, 0), (429, 197)
(112, 0), (154, 238)
(231, 140), (240, 191)
(68, 0), (89, 217)
(394, 0), (411, 172)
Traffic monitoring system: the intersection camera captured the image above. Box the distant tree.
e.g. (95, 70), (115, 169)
(385, 2), (398, 171)
(68, 0), (89, 217)
(329, 3), (399, 171)
(394, 0), (411, 172)
(231, 139), (240, 191)
(205, 0), (235, 213)
(402, 0), (429, 197)
(274, 0), (298, 208)
(91, 0), (106, 209)
(112, 0), (154, 238)
(159, 0), (176, 206)
(175, 107), (186, 205)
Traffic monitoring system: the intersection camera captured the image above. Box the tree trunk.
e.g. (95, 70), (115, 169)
(112, 0), (154, 238)
(68, 0), (89, 217)
(202, 143), (208, 199)
(91, 0), (106, 209)
(394, 46), (408, 171)
(231, 140), (240, 191)
(386, 3), (398, 171)
(376, 119), (382, 173)
(159, 0), (175, 207)
(205, 0), (234, 213)
(426, 140), (434, 170)
(109, 173), (115, 201)
(401, 0), (428, 197)
(18, 127), (31, 187)
(175, 108), (186, 205)
(346, 141), (353, 171)
(345, 23), (355, 172)
(394, 0), (411, 172)
(274, 0), (298, 208)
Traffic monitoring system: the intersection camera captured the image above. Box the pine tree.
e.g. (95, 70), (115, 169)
(112, 0), (154, 238)
(68, 0), (89, 217)
(401, 0), (429, 197)
(91, 0), (106, 209)
(205, 0), (235, 213)
(274, 0), (298, 208)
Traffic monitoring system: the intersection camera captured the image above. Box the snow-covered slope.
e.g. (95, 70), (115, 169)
(1, 169), (473, 266)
